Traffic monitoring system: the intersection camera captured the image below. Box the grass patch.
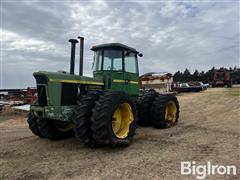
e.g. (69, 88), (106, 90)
(227, 91), (240, 96)
(225, 88), (240, 96)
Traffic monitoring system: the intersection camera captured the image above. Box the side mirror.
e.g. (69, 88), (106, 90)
(138, 53), (143, 57)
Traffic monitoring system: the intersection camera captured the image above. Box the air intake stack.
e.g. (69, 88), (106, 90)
(78, 36), (84, 76)
(69, 39), (79, 74)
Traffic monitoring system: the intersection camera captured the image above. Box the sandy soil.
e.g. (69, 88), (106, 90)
(0, 87), (239, 180)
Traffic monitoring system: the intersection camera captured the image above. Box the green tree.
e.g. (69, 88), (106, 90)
(205, 66), (215, 82)
(182, 68), (191, 82)
(173, 71), (183, 82)
(231, 67), (240, 84)
(198, 71), (206, 82)
(192, 70), (199, 81)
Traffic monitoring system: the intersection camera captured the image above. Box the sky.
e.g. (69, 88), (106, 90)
(1, 0), (239, 88)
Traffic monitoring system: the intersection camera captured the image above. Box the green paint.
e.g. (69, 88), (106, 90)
(93, 71), (139, 95)
(48, 82), (61, 106)
(31, 105), (77, 122)
(31, 43), (140, 122)
(124, 73), (139, 95)
(34, 71), (104, 84)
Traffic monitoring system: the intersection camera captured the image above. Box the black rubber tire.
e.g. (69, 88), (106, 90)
(90, 91), (137, 147)
(37, 119), (74, 140)
(27, 112), (43, 137)
(73, 91), (102, 147)
(137, 90), (158, 126)
(151, 94), (180, 129)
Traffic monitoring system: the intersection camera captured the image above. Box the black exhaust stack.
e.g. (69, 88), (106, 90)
(69, 39), (79, 74)
(77, 36), (84, 76)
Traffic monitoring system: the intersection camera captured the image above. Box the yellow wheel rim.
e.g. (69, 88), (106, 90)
(112, 103), (133, 139)
(55, 122), (74, 132)
(165, 101), (177, 123)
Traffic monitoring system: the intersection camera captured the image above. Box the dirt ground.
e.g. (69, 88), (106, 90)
(0, 87), (239, 180)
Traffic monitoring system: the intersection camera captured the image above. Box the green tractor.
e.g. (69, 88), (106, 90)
(27, 37), (180, 147)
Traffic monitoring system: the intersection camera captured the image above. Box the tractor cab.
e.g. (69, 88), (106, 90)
(91, 43), (141, 96)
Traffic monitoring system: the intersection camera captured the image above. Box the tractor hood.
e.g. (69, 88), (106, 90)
(33, 71), (104, 86)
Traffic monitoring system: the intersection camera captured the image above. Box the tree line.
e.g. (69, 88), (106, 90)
(173, 66), (240, 84)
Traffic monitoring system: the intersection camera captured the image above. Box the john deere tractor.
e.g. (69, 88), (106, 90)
(28, 37), (180, 147)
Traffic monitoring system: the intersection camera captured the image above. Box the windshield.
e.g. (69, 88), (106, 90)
(93, 50), (123, 71)
(93, 49), (138, 73)
(103, 50), (123, 71)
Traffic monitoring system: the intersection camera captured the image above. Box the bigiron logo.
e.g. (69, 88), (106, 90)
(180, 161), (237, 179)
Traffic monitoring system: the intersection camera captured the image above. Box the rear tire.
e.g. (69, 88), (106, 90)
(137, 90), (158, 126)
(73, 91), (102, 147)
(151, 94), (180, 129)
(91, 91), (137, 147)
(37, 119), (74, 140)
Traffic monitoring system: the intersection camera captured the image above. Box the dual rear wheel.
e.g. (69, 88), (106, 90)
(137, 90), (180, 128)
(151, 95), (179, 128)
(73, 91), (137, 147)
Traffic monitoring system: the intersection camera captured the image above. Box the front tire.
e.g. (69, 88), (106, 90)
(90, 92), (137, 147)
(73, 91), (102, 146)
(37, 119), (74, 140)
(27, 112), (43, 137)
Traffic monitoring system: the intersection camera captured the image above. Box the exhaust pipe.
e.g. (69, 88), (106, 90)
(77, 36), (84, 76)
(69, 39), (79, 74)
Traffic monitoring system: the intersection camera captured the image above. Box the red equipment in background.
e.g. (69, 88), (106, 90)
(212, 68), (232, 88)
(23, 87), (37, 104)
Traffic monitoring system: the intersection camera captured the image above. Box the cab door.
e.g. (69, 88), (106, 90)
(123, 52), (139, 95)
(102, 50), (125, 92)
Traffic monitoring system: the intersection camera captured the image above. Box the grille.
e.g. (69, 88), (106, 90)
(37, 85), (47, 106)
(61, 83), (78, 105)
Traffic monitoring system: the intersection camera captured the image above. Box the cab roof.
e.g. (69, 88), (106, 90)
(91, 43), (138, 53)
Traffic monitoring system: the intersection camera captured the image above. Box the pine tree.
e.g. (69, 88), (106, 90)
(192, 70), (199, 81)
(182, 68), (191, 82)
(173, 71), (183, 82)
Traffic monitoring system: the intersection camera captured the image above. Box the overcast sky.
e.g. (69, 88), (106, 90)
(1, 0), (239, 88)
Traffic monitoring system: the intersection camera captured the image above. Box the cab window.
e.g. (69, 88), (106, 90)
(103, 50), (123, 71)
(124, 51), (138, 73)
(93, 51), (102, 71)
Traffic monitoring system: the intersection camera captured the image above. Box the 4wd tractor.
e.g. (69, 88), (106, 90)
(28, 37), (180, 147)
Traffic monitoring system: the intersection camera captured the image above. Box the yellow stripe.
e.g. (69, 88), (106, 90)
(49, 78), (104, 85)
(129, 81), (139, 84)
(113, 79), (125, 83)
(113, 79), (138, 84)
